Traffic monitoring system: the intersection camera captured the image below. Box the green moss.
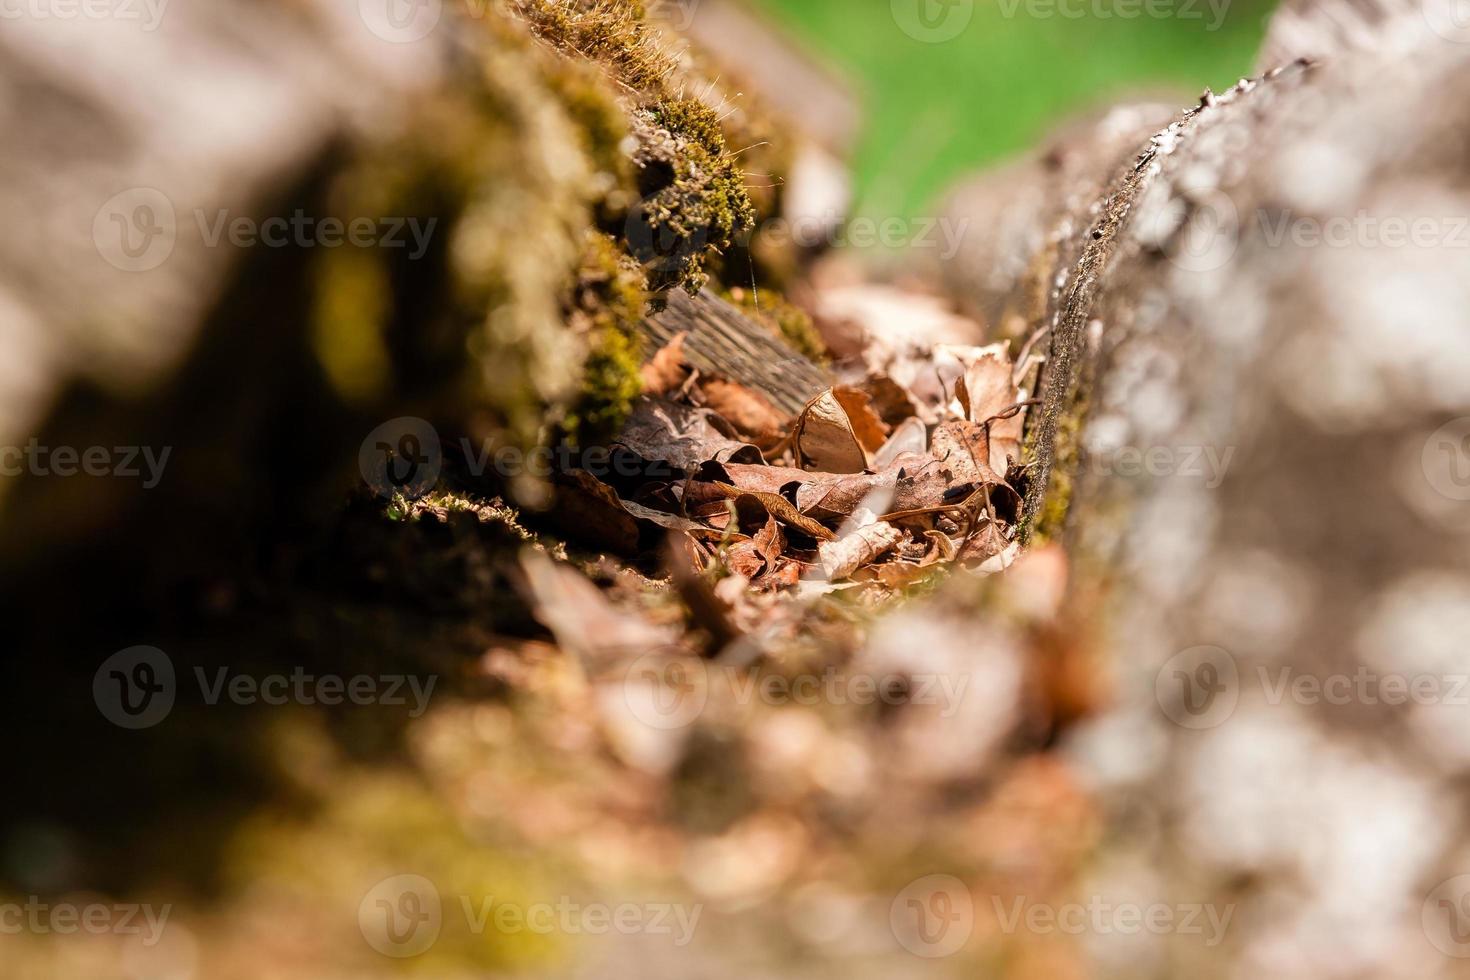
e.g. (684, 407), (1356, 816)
(408, 491), (537, 542)
(1025, 382), (1085, 543)
(563, 232), (647, 444)
(649, 98), (728, 155)
(301, 7), (618, 456)
(569, 322), (644, 444)
(628, 101), (756, 296)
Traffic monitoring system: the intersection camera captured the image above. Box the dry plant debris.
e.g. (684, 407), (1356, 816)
(561, 322), (1039, 588)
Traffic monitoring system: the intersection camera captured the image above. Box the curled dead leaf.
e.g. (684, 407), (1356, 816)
(794, 388), (867, 474)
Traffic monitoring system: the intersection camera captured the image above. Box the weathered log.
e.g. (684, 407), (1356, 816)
(928, 3), (1470, 974)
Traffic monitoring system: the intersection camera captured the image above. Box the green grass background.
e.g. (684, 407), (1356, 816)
(753, 0), (1277, 218)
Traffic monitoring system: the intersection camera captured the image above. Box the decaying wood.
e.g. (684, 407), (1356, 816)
(639, 288), (832, 415)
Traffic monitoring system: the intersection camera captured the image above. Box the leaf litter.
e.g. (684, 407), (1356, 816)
(559, 325), (1040, 590)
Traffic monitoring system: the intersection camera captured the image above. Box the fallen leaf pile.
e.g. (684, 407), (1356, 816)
(556, 327), (1040, 590)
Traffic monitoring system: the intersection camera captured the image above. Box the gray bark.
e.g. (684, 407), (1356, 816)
(934, 11), (1470, 976)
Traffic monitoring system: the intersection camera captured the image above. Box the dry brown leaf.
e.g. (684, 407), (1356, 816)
(640, 331), (690, 396)
(795, 454), (954, 525)
(861, 373), (925, 426)
(518, 549), (678, 669)
(922, 529), (960, 564)
(619, 497), (720, 537)
(725, 540), (766, 579)
(794, 388), (867, 474)
(949, 344), (1027, 473)
(548, 469), (640, 554)
(762, 560), (803, 591)
(617, 397), (764, 472)
(817, 520), (904, 581)
(889, 457), (956, 512)
(796, 471), (893, 523)
(722, 513), (786, 581)
(752, 512), (786, 568)
(862, 561), (933, 589)
(832, 386), (890, 454)
(931, 419), (1006, 487)
(699, 378), (791, 451)
(703, 461), (813, 495)
(976, 540), (1021, 574)
(959, 519), (1013, 563)
(699, 482), (836, 541)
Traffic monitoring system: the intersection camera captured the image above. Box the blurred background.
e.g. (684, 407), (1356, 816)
(752, 0), (1274, 218)
(18, 1), (1470, 979)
